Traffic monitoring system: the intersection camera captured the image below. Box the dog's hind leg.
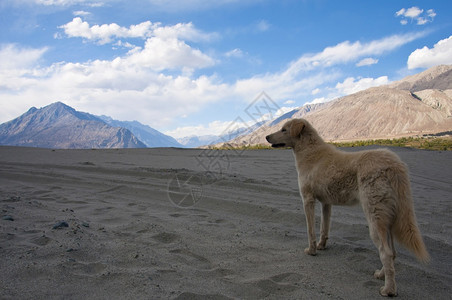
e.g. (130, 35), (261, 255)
(370, 223), (397, 297)
(317, 203), (331, 250)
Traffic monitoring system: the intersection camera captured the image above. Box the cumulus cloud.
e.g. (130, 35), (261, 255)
(407, 35), (452, 69)
(58, 18), (216, 71)
(59, 18), (155, 44)
(59, 18), (217, 44)
(123, 36), (215, 71)
(396, 7), (436, 25)
(335, 76), (389, 96)
(0, 41), (226, 127)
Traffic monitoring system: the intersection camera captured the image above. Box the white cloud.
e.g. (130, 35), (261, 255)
(255, 20), (270, 32)
(404, 7), (423, 18)
(59, 18), (216, 71)
(73, 10), (91, 16)
(227, 32), (424, 106)
(124, 36), (215, 71)
(59, 18), (217, 44)
(356, 57), (378, 67)
(0, 44), (47, 70)
(396, 7), (435, 25)
(164, 120), (236, 139)
(225, 48), (244, 58)
(427, 9), (437, 19)
(309, 97), (326, 104)
(335, 76), (389, 95)
(0, 42), (228, 128)
(233, 70), (341, 104)
(311, 88), (321, 95)
(407, 35), (452, 69)
(283, 32), (426, 75)
(59, 18), (155, 44)
(284, 100), (295, 105)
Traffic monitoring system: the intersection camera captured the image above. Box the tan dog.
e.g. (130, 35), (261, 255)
(266, 118), (429, 297)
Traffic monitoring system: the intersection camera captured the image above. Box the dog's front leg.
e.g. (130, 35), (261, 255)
(302, 195), (317, 255)
(317, 203), (331, 250)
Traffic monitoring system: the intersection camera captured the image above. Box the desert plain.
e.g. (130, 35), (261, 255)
(0, 145), (451, 299)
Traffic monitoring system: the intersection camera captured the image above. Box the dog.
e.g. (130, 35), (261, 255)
(266, 118), (429, 297)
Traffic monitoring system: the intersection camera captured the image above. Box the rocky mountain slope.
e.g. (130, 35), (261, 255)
(98, 116), (182, 148)
(0, 102), (146, 149)
(223, 65), (452, 146)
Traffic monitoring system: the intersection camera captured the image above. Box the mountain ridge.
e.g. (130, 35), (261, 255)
(0, 102), (147, 149)
(98, 116), (183, 148)
(219, 65), (452, 147)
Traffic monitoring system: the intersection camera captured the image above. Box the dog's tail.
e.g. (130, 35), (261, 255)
(391, 165), (430, 263)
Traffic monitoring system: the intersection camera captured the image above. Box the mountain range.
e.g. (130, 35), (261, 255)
(220, 64), (452, 147)
(98, 116), (182, 148)
(1, 65), (451, 149)
(0, 102), (180, 149)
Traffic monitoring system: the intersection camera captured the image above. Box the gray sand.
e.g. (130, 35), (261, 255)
(0, 146), (451, 299)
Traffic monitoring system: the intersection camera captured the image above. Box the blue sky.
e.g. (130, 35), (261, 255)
(1, 0), (451, 138)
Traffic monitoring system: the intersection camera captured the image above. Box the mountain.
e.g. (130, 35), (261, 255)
(220, 65), (452, 146)
(177, 120), (268, 148)
(388, 65), (452, 92)
(98, 116), (182, 148)
(0, 102), (146, 149)
(177, 135), (219, 148)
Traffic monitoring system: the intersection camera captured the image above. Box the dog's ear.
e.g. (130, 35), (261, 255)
(290, 120), (305, 138)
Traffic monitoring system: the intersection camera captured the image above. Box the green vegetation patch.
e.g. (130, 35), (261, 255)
(208, 137), (452, 151)
(331, 137), (452, 151)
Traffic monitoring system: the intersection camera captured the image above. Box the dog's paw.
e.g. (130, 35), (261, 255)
(379, 286), (397, 297)
(316, 242), (327, 250)
(374, 269), (385, 280)
(304, 247), (317, 256)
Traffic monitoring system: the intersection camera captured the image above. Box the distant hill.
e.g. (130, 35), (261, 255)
(220, 65), (452, 146)
(177, 135), (219, 148)
(98, 116), (182, 148)
(177, 120), (267, 148)
(0, 102), (146, 149)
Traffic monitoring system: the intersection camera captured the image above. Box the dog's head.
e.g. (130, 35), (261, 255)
(265, 119), (307, 148)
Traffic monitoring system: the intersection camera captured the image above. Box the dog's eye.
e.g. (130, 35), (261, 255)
(281, 128), (287, 132)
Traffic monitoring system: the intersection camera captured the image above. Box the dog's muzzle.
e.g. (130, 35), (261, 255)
(266, 135), (285, 148)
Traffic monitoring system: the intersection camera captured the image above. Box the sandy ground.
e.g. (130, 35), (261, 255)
(0, 146), (451, 299)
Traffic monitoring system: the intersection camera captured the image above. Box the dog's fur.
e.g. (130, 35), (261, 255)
(266, 118), (429, 297)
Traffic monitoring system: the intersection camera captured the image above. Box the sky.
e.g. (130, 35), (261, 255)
(1, 0), (451, 139)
